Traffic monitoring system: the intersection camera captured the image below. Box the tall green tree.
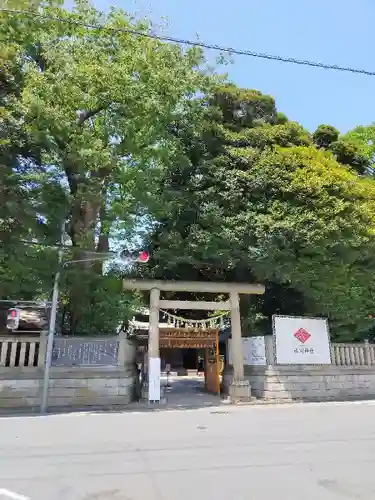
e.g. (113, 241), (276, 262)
(137, 85), (375, 339)
(0, 2), (59, 299)
(0, 0), (214, 332)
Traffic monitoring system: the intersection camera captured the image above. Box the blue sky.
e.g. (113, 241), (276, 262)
(91, 0), (374, 134)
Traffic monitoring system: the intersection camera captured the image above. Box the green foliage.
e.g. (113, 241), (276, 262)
(313, 124), (339, 149)
(59, 270), (142, 335)
(3, 3), (375, 341)
(344, 124), (375, 170)
(210, 84), (277, 128)
(313, 125), (369, 175)
(329, 140), (369, 175)
(137, 84), (375, 339)
(0, 0), (215, 332)
(234, 146), (375, 330)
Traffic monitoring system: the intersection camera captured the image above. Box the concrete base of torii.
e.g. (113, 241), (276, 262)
(222, 365), (253, 403)
(229, 380), (252, 403)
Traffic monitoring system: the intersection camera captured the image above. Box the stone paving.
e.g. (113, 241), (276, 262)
(160, 374), (223, 408)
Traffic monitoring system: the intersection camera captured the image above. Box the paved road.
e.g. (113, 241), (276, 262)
(1, 401), (375, 499)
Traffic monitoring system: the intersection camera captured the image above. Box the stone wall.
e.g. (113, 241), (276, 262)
(0, 366), (135, 409)
(246, 365), (375, 401)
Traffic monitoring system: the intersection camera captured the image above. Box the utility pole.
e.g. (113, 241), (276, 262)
(39, 243), (150, 414)
(40, 228), (64, 414)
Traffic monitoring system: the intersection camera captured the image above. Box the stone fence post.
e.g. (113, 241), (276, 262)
(364, 339), (371, 366)
(264, 335), (275, 365)
(118, 330), (126, 366)
(38, 331), (48, 367)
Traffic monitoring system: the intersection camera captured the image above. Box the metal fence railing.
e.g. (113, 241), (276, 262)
(0, 336), (44, 367)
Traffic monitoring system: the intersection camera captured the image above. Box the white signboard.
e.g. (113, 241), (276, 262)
(243, 336), (266, 365)
(148, 357), (161, 401)
(229, 337), (266, 366)
(273, 315), (331, 365)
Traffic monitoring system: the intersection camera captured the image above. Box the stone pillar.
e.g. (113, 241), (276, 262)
(229, 291), (251, 402)
(148, 287), (160, 357)
(117, 330), (126, 366)
(229, 291), (244, 381)
(38, 331), (48, 367)
(264, 335), (275, 365)
(364, 339), (371, 366)
(147, 287), (163, 402)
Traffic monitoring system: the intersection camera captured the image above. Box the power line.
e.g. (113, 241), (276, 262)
(1, 8), (375, 77)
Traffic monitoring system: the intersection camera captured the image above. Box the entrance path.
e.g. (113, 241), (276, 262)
(1, 401), (375, 499)
(161, 374), (222, 409)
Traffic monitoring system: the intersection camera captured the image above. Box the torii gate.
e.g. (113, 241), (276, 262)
(123, 279), (265, 401)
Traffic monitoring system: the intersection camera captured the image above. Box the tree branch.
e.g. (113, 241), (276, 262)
(76, 105), (108, 125)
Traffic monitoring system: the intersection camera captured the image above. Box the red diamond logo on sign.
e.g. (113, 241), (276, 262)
(294, 328), (311, 343)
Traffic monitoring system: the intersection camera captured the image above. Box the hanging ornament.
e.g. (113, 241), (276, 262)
(159, 308), (231, 330)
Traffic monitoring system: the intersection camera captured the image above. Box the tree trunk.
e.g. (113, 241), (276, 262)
(66, 191), (102, 334)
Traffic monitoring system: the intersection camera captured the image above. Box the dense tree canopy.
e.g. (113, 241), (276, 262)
(137, 85), (375, 339)
(344, 124), (375, 172)
(313, 124), (369, 175)
(1, 2), (375, 340)
(0, 0), (213, 333)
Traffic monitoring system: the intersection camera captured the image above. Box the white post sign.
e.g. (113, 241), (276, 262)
(273, 315), (331, 364)
(148, 357), (161, 401)
(229, 337), (266, 366)
(243, 336), (266, 365)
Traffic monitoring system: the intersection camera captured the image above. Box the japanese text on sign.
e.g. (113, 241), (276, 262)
(294, 347), (315, 354)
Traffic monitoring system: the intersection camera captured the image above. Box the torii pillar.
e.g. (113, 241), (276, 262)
(229, 291), (244, 381)
(148, 287), (160, 359)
